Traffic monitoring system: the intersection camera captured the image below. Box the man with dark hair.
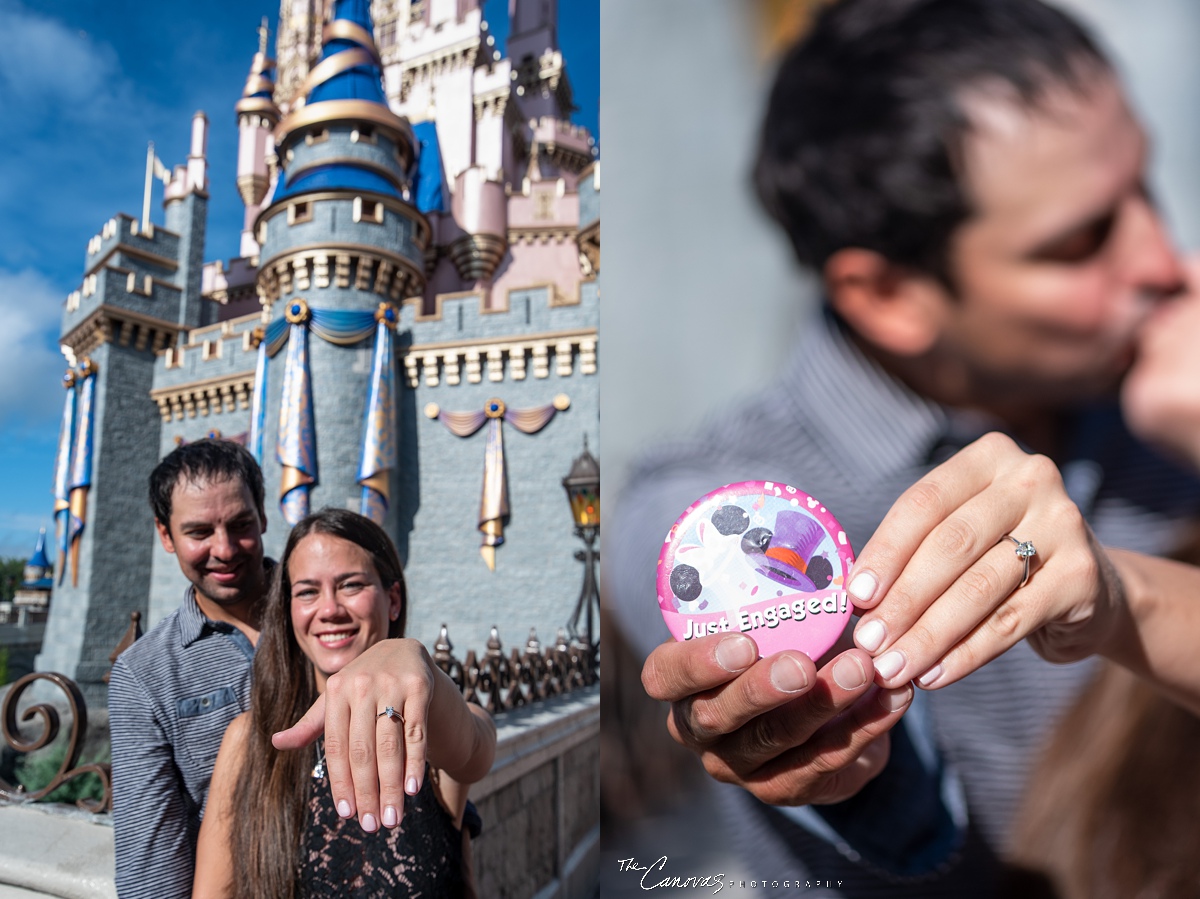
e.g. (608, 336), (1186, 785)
(613, 0), (1200, 893)
(111, 440), (268, 898)
(110, 439), (423, 898)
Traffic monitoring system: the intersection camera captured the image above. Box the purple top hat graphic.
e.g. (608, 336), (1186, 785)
(747, 510), (825, 591)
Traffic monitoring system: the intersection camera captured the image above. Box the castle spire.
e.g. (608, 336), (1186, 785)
(269, 0), (416, 203)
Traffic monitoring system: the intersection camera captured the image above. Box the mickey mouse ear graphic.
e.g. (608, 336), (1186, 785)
(657, 481), (856, 659)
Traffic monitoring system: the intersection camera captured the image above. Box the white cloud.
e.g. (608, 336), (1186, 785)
(0, 2), (126, 119)
(0, 268), (67, 431)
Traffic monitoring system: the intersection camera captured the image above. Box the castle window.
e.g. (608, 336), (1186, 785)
(202, 339), (221, 361)
(353, 197), (385, 224)
(378, 20), (397, 48)
(288, 201), (313, 225)
(351, 126), (376, 144)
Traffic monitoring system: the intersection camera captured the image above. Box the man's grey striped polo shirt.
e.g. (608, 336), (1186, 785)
(109, 586), (256, 899)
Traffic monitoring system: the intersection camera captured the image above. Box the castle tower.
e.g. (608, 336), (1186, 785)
(236, 19), (282, 258)
(39, 119), (211, 703)
(255, 0), (427, 542)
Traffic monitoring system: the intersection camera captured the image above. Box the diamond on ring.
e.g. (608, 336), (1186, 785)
(377, 706), (403, 722)
(1003, 535), (1036, 588)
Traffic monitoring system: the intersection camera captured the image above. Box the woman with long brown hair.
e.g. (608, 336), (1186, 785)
(191, 508), (496, 898)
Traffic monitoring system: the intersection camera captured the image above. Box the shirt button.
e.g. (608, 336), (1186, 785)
(201, 698), (210, 707)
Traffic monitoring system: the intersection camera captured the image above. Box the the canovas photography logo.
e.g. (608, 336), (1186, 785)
(616, 857), (844, 892)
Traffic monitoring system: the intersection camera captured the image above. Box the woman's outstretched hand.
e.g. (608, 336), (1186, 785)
(848, 432), (1125, 691)
(273, 637), (496, 832)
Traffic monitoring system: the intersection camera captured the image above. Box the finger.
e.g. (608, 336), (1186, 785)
(666, 650), (818, 748)
(273, 693), (326, 751)
(642, 632), (758, 702)
(734, 684), (913, 807)
(918, 537), (1104, 688)
(868, 536), (1028, 687)
(702, 649), (878, 779)
(853, 486), (1028, 659)
(320, 674), (360, 824)
(400, 686), (430, 815)
(376, 706), (406, 829)
(846, 433), (1020, 609)
(347, 685), (383, 832)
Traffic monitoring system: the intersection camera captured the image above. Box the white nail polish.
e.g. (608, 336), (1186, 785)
(337, 799), (352, 818)
(874, 650), (905, 681)
(383, 806), (398, 827)
(406, 776), (419, 795)
(917, 664), (944, 688)
(856, 619), (886, 653)
(362, 813), (378, 832)
(848, 572), (878, 605)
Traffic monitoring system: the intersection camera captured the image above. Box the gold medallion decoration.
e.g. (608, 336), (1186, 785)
(284, 298), (311, 324)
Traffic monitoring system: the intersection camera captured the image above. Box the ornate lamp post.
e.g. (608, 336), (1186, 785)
(562, 437), (600, 674)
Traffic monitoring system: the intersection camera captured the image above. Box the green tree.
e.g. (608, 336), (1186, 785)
(15, 741), (109, 805)
(0, 557), (24, 602)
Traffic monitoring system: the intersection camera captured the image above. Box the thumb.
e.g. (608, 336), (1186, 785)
(272, 693), (326, 750)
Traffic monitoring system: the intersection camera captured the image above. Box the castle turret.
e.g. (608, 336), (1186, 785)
(254, 0), (427, 536)
(43, 115), (212, 702)
(236, 19), (282, 258)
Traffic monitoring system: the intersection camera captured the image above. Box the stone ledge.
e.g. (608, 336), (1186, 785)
(0, 804), (114, 899)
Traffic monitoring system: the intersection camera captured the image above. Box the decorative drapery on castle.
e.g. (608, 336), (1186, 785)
(426, 395), (570, 570)
(52, 370), (77, 585)
(257, 299), (400, 525)
(49, 359), (98, 587)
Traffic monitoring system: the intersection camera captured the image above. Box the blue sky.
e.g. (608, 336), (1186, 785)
(0, 0), (598, 559)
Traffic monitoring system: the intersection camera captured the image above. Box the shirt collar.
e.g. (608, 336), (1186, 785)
(177, 558), (275, 648)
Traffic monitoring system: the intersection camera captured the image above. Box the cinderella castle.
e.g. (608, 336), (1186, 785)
(36, 0), (599, 703)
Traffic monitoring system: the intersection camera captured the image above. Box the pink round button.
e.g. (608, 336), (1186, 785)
(657, 480), (855, 659)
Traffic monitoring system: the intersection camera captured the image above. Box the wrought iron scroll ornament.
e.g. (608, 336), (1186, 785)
(0, 672), (111, 813)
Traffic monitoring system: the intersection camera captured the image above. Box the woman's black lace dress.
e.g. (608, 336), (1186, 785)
(298, 764), (465, 898)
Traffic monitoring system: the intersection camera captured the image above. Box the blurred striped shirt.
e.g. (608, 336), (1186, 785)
(608, 310), (1200, 896)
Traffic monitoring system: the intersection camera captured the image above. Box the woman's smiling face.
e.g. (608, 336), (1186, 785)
(288, 531), (402, 692)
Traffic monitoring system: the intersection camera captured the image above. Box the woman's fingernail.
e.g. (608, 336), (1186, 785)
(855, 618), (886, 653)
(832, 654), (868, 690)
(848, 571), (878, 605)
(917, 664), (945, 688)
(770, 655), (809, 693)
(878, 684), (913, 712)
(715, 635), (756, 672)
(874, 650), (906, 681)
(337, 799), (352, 818)
(406, 776), (419, 795)
(362, 813), (378, 833)
(383, 806), (398, 827)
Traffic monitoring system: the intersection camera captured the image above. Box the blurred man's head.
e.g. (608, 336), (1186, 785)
(756, 0), (1183, 411)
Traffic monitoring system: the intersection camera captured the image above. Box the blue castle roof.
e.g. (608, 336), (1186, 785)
(28, 528), (50, 570)
(272, 0), (411, 204)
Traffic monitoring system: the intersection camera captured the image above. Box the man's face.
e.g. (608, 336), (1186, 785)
(933, 71), (1183, 407)
(156, 475), (266, 614)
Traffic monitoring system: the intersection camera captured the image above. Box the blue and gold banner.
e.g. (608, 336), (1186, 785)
(52, 369), (77, 584)
(427, 394), (570, 570)
(357, 305), (398, 523)
(277, 302), (316, 525)
(266, 301), (396, 524)
(67, 359), (98, 586)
